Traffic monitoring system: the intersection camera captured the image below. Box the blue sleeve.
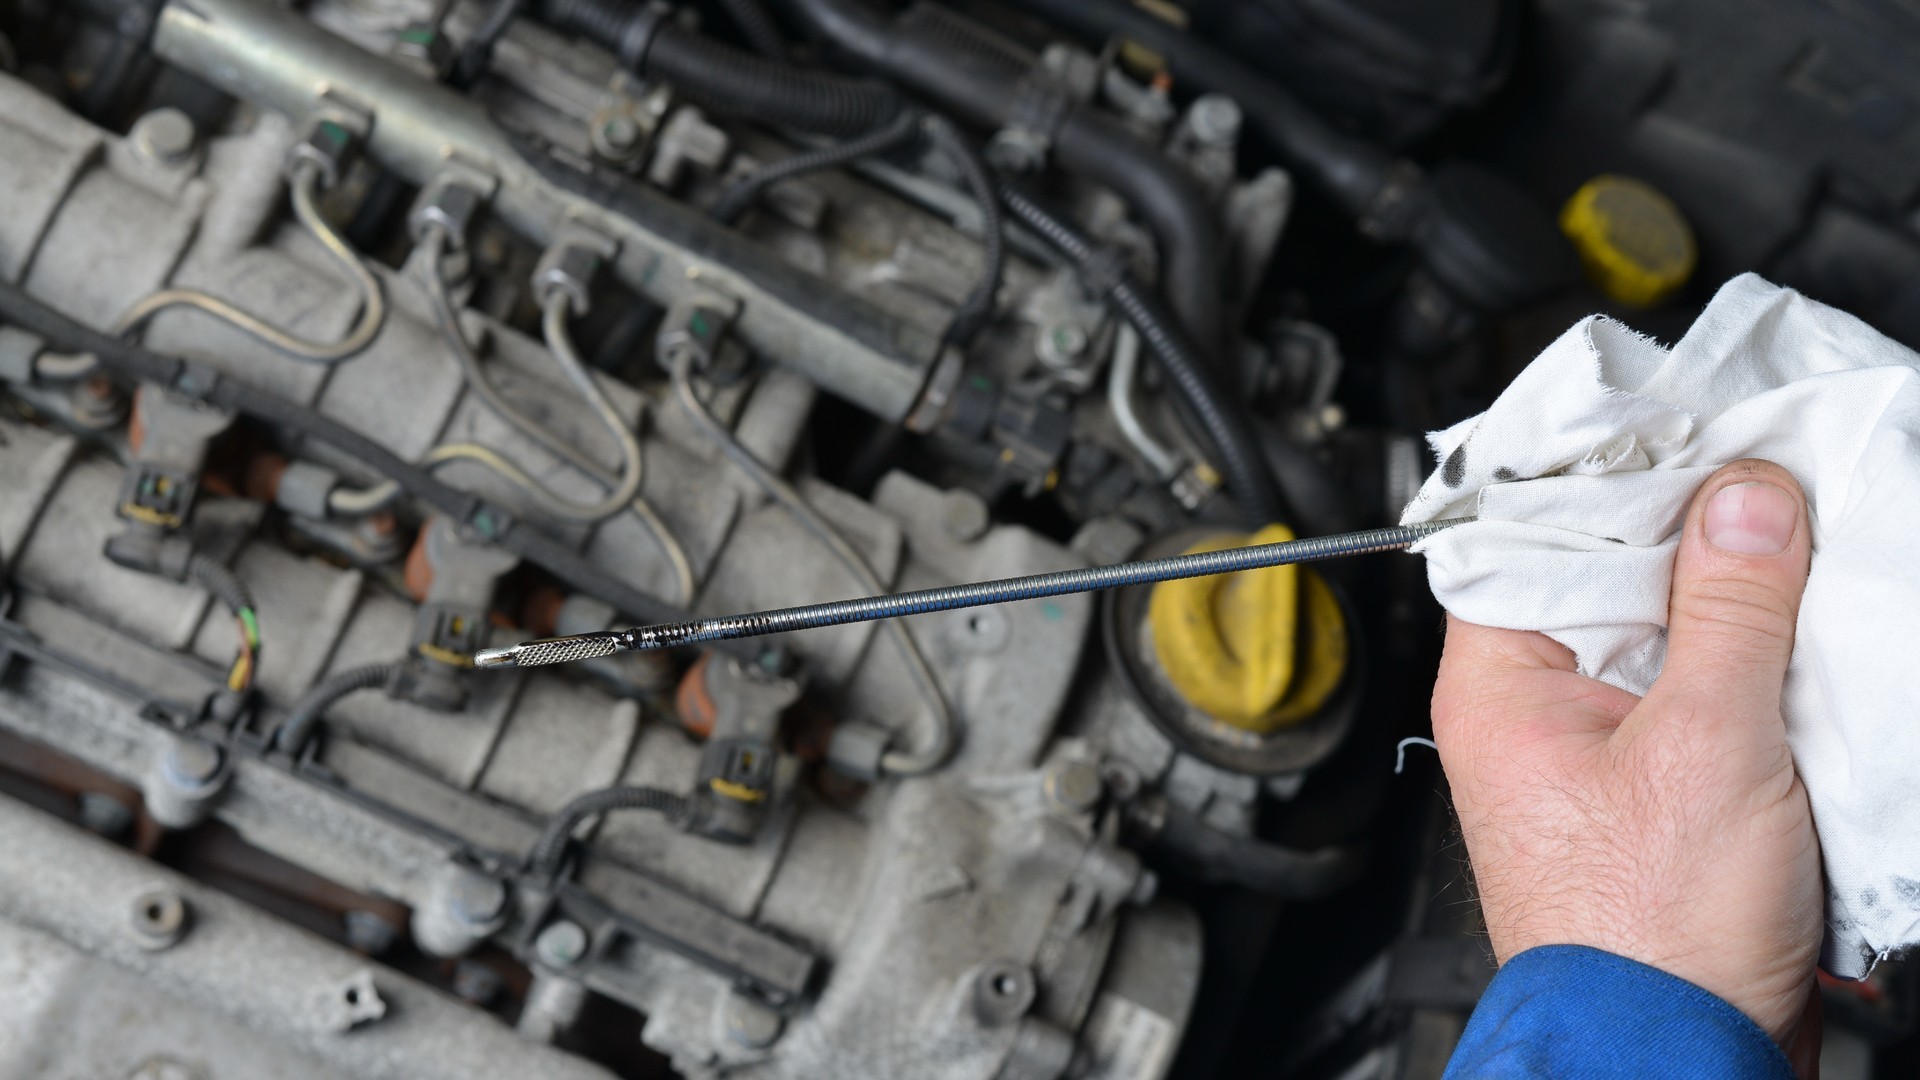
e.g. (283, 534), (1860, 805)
(1444, 945), (1793, 1079)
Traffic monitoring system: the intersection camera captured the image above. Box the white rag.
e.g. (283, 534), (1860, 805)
(1402, 273), (1920, 978)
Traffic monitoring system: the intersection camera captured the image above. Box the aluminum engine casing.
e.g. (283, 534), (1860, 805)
(0, 64), (1201, 1080)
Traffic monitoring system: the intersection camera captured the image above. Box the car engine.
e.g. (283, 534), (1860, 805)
(2, 0), (1918, 1078)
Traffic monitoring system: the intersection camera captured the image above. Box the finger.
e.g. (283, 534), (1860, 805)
(1646, 459), (1812, 729)
(1442, 616), (1582, 674)
(1434, 617), (1638, 752)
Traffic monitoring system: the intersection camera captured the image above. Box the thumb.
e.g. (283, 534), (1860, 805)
(1650, 459), (1812, 725)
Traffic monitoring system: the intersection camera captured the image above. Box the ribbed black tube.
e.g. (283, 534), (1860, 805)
(275, 660), (404, 754)
(998, 187), (1281, 527)
(186, 553), (253, 619)
(529, 785), (694, 876)
(714, 0), (789, 58)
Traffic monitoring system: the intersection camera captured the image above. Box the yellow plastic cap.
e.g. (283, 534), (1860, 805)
(1147, 525), (1350, 734)
(1559, 175), (1697, 308)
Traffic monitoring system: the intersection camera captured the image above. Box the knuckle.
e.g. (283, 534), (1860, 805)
(1672, 577), (1798, 649)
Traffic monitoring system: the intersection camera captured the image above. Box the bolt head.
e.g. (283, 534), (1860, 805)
(165, 739), (223, 786)
(129, 887), (190, 950)
(448, 871), (509, 926)
(343, 909), (400, 955)
(452, 959), (503, 1004)
(132, 108), (196, 167)
(1036, 322), (1090, 368)
(723, 992), (785, 1049)
(601, 115), (642, 151)
(940, 490), (991, 542)
(535, 919), (589, 968)
(1189, 95), (1243, 146)
(1043, 761), (1103, 814)
(77, 791), (135, 837)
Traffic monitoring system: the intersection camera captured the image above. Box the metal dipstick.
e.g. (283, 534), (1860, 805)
(475, 518), (1473, 670)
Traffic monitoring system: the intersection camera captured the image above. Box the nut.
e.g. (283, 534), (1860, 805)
(534, 919), (589, 968)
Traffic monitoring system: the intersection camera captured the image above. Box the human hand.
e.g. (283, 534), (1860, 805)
(1431, 459), (1821, 1062)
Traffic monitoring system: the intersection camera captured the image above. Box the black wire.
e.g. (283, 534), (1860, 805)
(997, 187), (1283, 528)
(274, 659), (405, 755)
(529, 785), (693, 876)
(0, 279), (755, 654)
(710, 111), (1003, 347)
(709, 110), (922, 226)
(448, 0), (526, 89)
(920, 116), (1001, 348)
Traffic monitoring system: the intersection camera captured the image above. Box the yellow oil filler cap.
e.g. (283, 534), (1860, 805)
(1559, 175), (1696, 307)
(1147, 524), (1350, 734)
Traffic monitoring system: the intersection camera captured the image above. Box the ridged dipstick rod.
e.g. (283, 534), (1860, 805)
(473, 518), (1473, 670)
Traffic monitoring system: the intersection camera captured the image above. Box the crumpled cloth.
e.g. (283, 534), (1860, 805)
(1402, 273), (1920, 978)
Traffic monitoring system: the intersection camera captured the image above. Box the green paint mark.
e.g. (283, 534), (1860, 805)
(317, 120), (351, 151)
(240, 608), (261, 646)
(1041, 602), (1064, 622)
(689, 311), (711, 339)
(968, 375), (995, 392)
(398, 27), (437, 45)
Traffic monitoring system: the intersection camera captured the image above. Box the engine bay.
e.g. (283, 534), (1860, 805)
(0, 0), (1917, 1077)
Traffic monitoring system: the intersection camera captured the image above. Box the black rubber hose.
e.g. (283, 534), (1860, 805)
(999, 187), (1281, 528)
(0, 280), (757, 656)
(773, 0), (1229, 360)
(710, 109), (922, 225)
(536, 0), (901, 138)
(713, 0), (789, 58)
(529, 785), (693, 876)
(995, 0), (1394, 217)
(274, 659), (404, 755)
(1152, 802), (1364, 899)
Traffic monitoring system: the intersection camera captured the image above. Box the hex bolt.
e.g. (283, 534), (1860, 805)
(1043, 761), (1104, 815)
(165, 739), (223, 787)
(132, 108), (197, 167)
(940, 490), (991, 543)
(971, 960), (1037, 1027)
(449, 871), (509, 927)
(1188, 94), (1243, 148)
(722, 991), (785, 1049)
(77, 791), (135, 838)
(343, 909), (400, 955)
(598, 113), (643, 156)
(146, 738), (227, 831)
(129, 887), (190, 951)
(452, 959), (504, 1004)
(534, 919), (589, 969)
(519, 972), (589, 1042)
(1037, 322), (1089, 368)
